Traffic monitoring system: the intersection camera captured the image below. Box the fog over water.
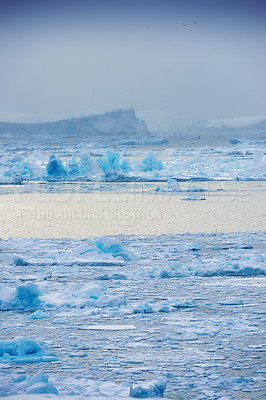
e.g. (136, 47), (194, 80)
(0, 0), (265, 124)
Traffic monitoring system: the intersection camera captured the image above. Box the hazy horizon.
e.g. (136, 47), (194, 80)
(0, 0), (265, 124)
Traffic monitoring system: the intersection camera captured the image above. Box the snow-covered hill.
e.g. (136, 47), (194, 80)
(0, 109), (149, 137)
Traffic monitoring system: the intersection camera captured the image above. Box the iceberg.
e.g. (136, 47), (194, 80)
(27, 370), (58, 394)
(94, 236), (133, 261)
(79, 152), (103, 176)
(46, 154), (67, 177)
(66, 155), (80, 176)
(106, 149), (121, 170)
(141, 152), (163, 171)
(0, 283), (41, 310)
(0, 338), (58, 363)
(13, 255), (28, 266)
(42, 281), (126, 309)
(0, 369), (147, 398)
(20, 240), (127, 267)
(248, 149), (266, 178)
(133, 303), (154, 314)
(43, 282), (105, 308)
(28, 310), (50, 319)
(130, 379), (167, 398)
(96, 156), (110, 172)
(94, 236), (125, 254)
(157, 178), (206, 193)
(170, 299), (198, 308)
(1, 141), (266, 183)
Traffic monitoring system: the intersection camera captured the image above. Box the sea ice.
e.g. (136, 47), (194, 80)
(42, 281), (127, 310)
(65, 155), (80, 176)
(94, 236), (132, 261)
(156, 178), (206, 193)
(26, 371), (58, 394)
(105, 149), (121, 170)
(133, 303), (154, 314)
(81, 324), (136, 331)
(13, 256), (28, 266)
(0, 283), (41, 310)
(181, 195), (206, 200)
(0, 369), (160, 398)
(72, 242), (96, 256)
(46, 154), (67, 177)
(140, 152), (163, 171)
(0, 338), (57, 363)
(1, 142), (266, 183)
(130, 379), (167, 398)
(22, 240), (127, 266)
(94, 237), (125, 254)
(249, 149), (266, 178)
(28, 310), (50, 319)
(79, 152), (103, 176)
(170, 299), (198, 308)
(96, 294), (127, 308)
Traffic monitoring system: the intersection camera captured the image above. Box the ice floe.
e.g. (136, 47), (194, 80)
(130, 379), (167, 398)
(11, 237), (130, 267)
(28, 310), (50, 319)
(0, 369), (166, 398)
(0, 338), (58, 363)
(156, 178), (206, 193)
(0, 283), (42, 311)
(181, 195), (206, 200)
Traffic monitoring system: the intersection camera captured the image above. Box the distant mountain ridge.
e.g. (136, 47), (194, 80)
(0, 109), (149, 137)
(237, 118), (266, 131)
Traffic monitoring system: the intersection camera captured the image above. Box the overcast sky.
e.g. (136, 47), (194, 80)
(0, 0), (265, 123)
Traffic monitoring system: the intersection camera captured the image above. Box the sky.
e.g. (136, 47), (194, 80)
(0, 0), (265, 125)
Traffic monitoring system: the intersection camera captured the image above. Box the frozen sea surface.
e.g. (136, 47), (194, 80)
(0, 231), (265, 399)
(0, 181), (265, 238)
